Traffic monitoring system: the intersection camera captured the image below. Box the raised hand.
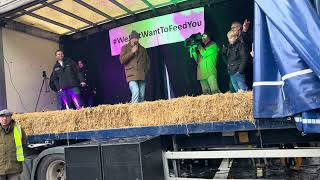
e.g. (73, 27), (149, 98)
(80, 82), (86, 87)
(243, 19), (250, 32)
(131, 45), (138, 53)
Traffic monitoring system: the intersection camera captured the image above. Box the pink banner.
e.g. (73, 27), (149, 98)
(109, 7), (205, 56)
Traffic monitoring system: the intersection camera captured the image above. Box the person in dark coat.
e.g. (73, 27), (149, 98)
(119, 30), (150, 103)
(222, 30), (249, 92)
(230, 20), (253, 89)
(50, 50), (85, 109)
(78, 60), (96, 107)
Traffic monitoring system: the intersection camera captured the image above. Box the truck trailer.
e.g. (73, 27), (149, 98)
(0, 0), (320, 179)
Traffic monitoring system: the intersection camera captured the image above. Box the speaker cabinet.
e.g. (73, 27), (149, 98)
(65, 144), (102, 180)
(101, 136), (164, 180)
(65, 136), (163, 180)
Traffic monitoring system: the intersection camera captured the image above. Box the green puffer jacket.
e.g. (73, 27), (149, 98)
(0, 120), (27, 175)
(197, 42), (219, 80)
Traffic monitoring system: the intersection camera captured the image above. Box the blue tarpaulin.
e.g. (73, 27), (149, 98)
(254, 0), (320, 133)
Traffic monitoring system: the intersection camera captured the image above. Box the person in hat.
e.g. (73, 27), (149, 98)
(120, 30), (150, 103)
(0, 109), (27, 180)
(190, 32), (220, 94)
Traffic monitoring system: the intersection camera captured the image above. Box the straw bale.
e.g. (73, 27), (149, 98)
(130, 92), (253, 126)
(14, 92), (253, 135)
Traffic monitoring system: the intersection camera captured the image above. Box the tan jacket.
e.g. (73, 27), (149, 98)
(120, 43), (150, 82)
(0, 121), (27, 175)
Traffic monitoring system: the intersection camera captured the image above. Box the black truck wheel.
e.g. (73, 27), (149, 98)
(36, 154), (66, 180)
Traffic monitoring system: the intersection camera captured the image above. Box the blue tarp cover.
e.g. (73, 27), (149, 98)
(254, 0), (320, 133)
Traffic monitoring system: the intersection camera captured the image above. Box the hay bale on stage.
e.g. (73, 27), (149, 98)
(14, 92), (253, 135)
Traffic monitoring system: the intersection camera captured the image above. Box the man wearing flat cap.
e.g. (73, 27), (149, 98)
(120, 30), (150, 103)
(0, 109), (27, 180)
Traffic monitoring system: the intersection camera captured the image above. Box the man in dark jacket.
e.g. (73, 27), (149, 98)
(78, 60), (96, 107)
(120, 30), (150, 103)
(231, 20), (253, 89)
(50, 50), (85, 109)
(222, 30), (249, 92)
(0, 109), (27, 180)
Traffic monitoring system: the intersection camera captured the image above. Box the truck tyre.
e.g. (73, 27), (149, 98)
(36, 154), (66, 180)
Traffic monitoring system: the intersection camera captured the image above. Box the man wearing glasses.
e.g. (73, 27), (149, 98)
(230, 19), (253, 89)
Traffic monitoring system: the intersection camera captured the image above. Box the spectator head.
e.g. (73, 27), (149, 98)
(0, 109), (13, 126)
(227, 30), (238, 45)
(231, 21), (242, 36)
(129, 30), (140, 46)
(78, 60), (86, 69)
(202, 32), (212, 44)
(55, 50), (64, 61)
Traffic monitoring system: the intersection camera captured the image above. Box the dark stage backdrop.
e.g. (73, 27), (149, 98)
(61, 0), (253, 105)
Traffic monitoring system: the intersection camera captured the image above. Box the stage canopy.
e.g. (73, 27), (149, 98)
(0, 0), (206, 35)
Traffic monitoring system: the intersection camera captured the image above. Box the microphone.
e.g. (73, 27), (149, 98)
(133, 41), (138, 55)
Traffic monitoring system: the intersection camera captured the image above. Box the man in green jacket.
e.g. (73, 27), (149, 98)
(0, 109), (27, 180)
(191, 33), (220, 94)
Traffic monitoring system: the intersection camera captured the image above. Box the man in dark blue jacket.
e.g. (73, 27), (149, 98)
(50, 50), (85, 109)
(78, 60), (96, 107)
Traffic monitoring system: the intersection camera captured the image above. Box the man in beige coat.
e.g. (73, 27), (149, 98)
(120, 30), (150, 103)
